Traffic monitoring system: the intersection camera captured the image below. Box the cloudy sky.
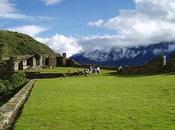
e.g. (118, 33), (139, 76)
(1, 0), (175, 57)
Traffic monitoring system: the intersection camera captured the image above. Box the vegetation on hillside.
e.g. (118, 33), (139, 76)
(15, 70), (175, 130)
(0, 72), (28, 106)
(0, 40), (4, 61)
(0, 30), (55, 57)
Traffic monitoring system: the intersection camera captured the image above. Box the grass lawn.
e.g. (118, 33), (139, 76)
(14, 70), (175, 130)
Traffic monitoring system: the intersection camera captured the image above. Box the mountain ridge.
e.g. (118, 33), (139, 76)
(71, 42), (175, 67)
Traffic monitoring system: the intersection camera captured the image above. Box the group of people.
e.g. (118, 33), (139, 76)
(84, 66), (101, 76)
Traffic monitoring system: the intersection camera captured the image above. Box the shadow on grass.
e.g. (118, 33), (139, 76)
(104, 72), (148, 77)
(8, 87), (33, 130)
(163, 72), (175, 75)
(8, 104), (25, 130)
(104, 71), (175, 78)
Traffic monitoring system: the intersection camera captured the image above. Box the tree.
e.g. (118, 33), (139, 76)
(0, 42), (4, 61)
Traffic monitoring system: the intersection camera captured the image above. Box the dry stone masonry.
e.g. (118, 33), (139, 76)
(0, 80), (36, 130)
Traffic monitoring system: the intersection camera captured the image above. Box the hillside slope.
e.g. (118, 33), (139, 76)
(0, 30), (55, 57)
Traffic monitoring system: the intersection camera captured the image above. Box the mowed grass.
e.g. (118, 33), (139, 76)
(15, 71), (175, 130)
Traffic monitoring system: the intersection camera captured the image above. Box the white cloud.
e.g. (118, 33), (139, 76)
(0, 0), (50, 20)
(36, 34), (82, 57)
(7, 24), (82, 57)
(8, 25), (48, 37)
(88, 20), (104, 27)
(153, 49), (162, 55)
(0, 0), (30, 19)
(0, 0), (16, 14)
(42, 0), (63, 5)
(5, 0), (175, 57)
(77, 35), (122, 51)
(88, 0), (175, 48)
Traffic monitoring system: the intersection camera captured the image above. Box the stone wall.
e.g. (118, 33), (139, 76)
(118, 57), (165, 74)
(25, 72), (65, 79)
(25, 71), (87, 79)
(0, 80), (36, 130)
(168, 53), (175, 72)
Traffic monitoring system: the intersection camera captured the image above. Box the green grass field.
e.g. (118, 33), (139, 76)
(14, 69), (175, 130)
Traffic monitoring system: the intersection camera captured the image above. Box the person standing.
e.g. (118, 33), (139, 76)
(84, 68), (87, 76)
(97, 67), (101, 74)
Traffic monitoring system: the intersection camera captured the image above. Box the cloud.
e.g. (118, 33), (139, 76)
(36, 34), (82, 57)
(88, 0), (175, 48)
(88, 20), (104, 27)
(8, 25), (48, 37)
(0, 0), (50, 20)
(5, 0), (175, 57)
(7, 24), (82, 57)
(77, 35), (122, 51)
(0, 0), (30, 19)
(0, 0), (16, 14)
(42, 0), (63, 5)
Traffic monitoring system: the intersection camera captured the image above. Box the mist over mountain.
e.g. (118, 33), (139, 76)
(71, 42), (175, 67)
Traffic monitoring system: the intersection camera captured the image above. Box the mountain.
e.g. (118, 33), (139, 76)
(71, 42), (175, 67)
(0, 30), (55, 57)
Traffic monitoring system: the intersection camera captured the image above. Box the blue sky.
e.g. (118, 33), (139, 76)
(1, 0), (175, 57)
(1, 0), (134, 37)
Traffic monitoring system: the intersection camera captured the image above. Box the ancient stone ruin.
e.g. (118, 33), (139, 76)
(5, 53), (79, 71)
(117, 54), (175, 74)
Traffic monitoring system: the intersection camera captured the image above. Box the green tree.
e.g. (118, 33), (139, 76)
(0, 42), (4, 61)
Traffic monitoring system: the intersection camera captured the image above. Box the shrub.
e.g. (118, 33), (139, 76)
(0, 80), (5, 94)
(0, 72), (28, 105)
(9, 72), (27, 90)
